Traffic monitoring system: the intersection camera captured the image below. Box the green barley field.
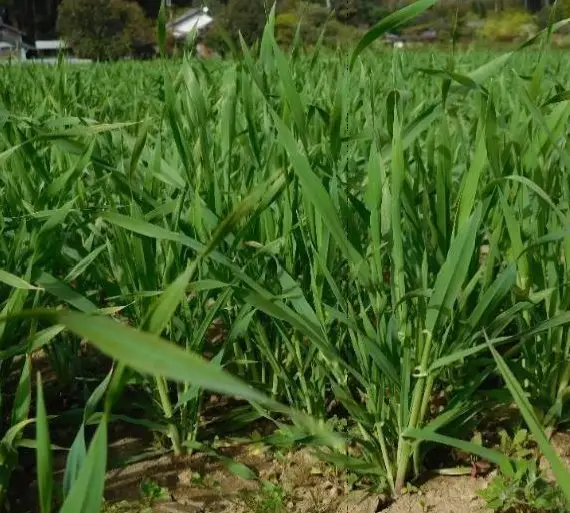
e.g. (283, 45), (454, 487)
(2, 10), (570, 513)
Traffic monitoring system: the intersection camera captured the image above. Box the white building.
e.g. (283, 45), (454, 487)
(167, 7), (213, 41)
(0, 21), (32, 60)
(35, 40), (69, 52)
(28, 39), (70, 59)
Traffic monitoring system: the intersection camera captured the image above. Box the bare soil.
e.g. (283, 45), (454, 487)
(382, 475), (488, 513)
(10, 350), (570, 513)
(100, 428), (570, 513)
(14, 423), (570, 513)
(99, 439), (496, 513)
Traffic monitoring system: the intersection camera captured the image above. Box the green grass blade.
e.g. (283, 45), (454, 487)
(0, 270), (42, 291)
(270, 111), (368, 281)
(59, 418), (107, 513)
(36, 374), (53, 513)
(144, 262), (196, 335)
(62, 425), (87, 500)
(404, 427), (513, 477)
(36, 272), (98, 313)
(426, 205), (482, 334)
(55, 310), (276, 406)
(11, 356), (31, 429)
(349, 0), (438, 70)
(457, 126), (486, 230)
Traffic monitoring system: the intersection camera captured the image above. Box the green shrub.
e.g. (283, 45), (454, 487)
(298, 1), (330, 27)
(275, 2), (361, 48)
(332, 0), (358, 22)
(479, 9), (537, 42)
(57, 0), (153, 60)
(276, 12), (302, 27)
(479, 459), (569, 513)
(276, 12), (301, 47)
(329, 0), (392, 26)
(277, 3), (328, 47)
(217, 0), (268, 47)
(322, 19), (361, 47)
(202, 24), (230, 56)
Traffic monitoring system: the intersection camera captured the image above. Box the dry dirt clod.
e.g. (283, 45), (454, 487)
(382, 475), (488, 513)
(152, 500), (202, 513)
(335, 490), (381, 513)
(178, 470), (194, 486)
(329, 486), (340, 498)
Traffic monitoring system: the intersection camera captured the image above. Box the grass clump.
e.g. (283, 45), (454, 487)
(239, 481), (289, 513)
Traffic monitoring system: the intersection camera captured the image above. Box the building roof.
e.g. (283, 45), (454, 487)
(167, 7), (213, 39)
(0, 21), (25, 36)
(35, 40), (69, 51)
(0, 23), (34, 50)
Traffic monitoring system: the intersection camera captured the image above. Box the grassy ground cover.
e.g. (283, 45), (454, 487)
(2, 7), (570, 512)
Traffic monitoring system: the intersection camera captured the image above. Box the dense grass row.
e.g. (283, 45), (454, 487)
(2, 9), (570, 511)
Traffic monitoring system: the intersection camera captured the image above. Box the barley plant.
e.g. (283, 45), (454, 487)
(1, 1), (570, 511)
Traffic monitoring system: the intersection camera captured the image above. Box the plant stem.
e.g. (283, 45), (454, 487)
(395, 332), (434, 494)
(376, 423), (395, 496)
(156, 376), (182, 455)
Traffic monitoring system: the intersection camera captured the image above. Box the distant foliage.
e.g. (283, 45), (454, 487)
(331, 0), (391, 26)
(479, 8), (536, 41)
(222, 0), (269, 46)
(275, 12), (301, 47)
(204, 0), (364, 54)
(202, 0), (269, 55)
(536, 0), (570, 32)
(57, 0), (153, 60)
(275, 2), (362, 48)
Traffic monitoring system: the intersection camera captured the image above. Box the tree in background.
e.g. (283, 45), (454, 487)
(0, 0), (60, 38)
(202, 0), (269, 54)
(334, 0), (392, 26)
(220, 0), (269, 45)
(136, 0), (195, 19)
(274, 1), (362, 48)
(1, 0), (170, 39)
(57, 0), (153, 60)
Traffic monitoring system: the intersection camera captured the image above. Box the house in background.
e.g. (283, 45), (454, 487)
(0, 41), (14, 59)
(167, 7), (213, 42)
(26, 39), (92, 64)
(26, 39), (70, 59)
(0, 20), (33, 60)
